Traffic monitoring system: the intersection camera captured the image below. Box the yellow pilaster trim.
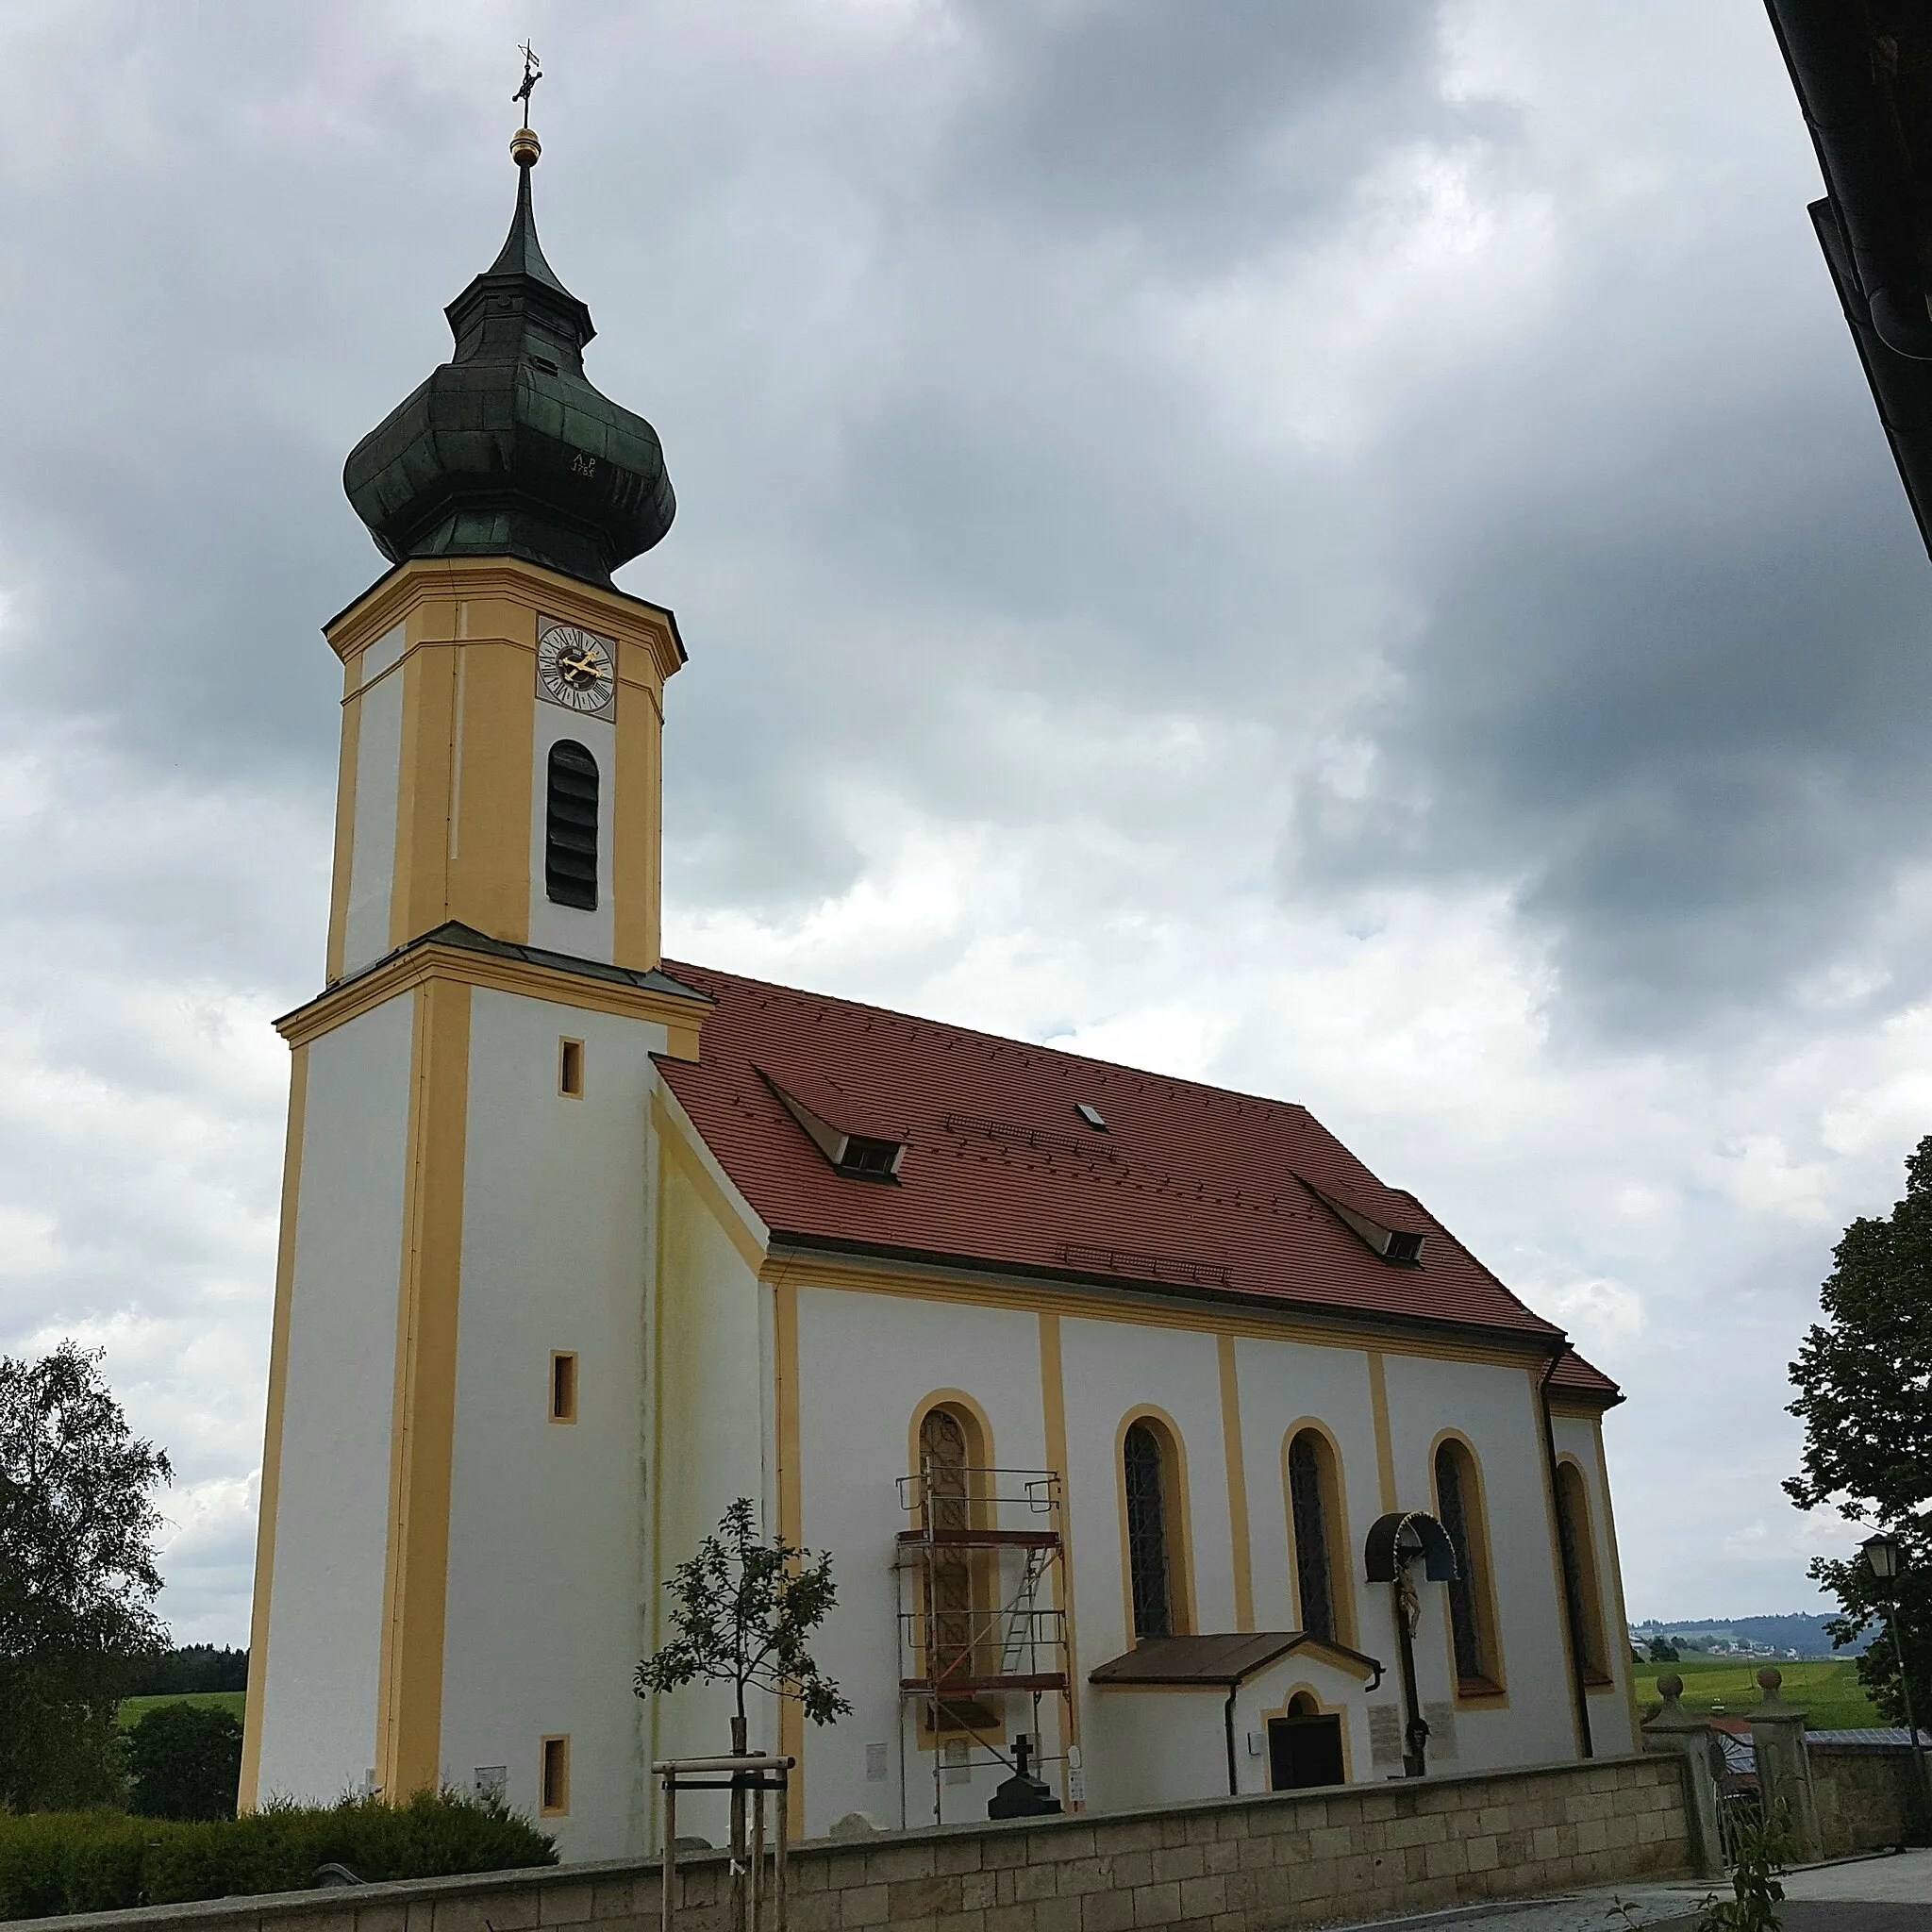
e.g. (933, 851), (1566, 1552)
(613, 659), (664, 972)
(238, 1042), (309, 1812)
(325, 672), (363, 985)
(375, 978), (473, 1798)
(389, 608), (460, 952)
(1367, 1352), (1397, 1514)
(773, 1266), (804, 1832)
(1590, 1418), (1641, 1743)
(1037, 1313), (1083, 1805)
(279, 938), (706, 1060)
(647, 1128), (670, 1847)
(447, 636), (535, 946)
(1529, 1373), (1586, 1755)
(1217, 1336), (1255, 1631)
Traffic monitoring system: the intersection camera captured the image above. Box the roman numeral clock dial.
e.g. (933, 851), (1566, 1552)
(537, 623), (615, 714)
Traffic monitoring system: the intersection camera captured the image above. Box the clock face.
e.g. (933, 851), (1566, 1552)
(537, 624), (615, 714)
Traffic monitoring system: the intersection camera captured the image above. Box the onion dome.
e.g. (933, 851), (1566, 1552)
(343, 131), (675, 588)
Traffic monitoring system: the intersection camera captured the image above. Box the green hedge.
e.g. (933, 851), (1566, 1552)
(0, 1790), (556, 1920)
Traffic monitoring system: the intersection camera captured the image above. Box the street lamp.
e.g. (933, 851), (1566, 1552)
(1862, 1532), (1900, 1584)
(1860, 1531), (1931, 1823)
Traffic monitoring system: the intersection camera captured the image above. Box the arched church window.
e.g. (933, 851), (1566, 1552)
(1124, 1419), (1178, 1641)
(917, 1403), (996, 1734)
(1287, 1429), (1340, 1642)
(545, 740), (599, 909)
(1434, 1440), (1499, 1691)
(1556, 1460), (1611, 1684)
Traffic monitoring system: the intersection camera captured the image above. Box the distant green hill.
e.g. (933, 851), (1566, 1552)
(1630, 1613), (1868, 1659)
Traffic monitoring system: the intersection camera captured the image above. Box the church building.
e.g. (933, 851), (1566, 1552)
(239, 125), (1638, 1861)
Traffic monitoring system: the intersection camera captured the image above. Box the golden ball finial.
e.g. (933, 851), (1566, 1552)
(510, 126), (541, 169)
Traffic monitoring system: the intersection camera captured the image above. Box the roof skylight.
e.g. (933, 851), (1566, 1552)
(1075, 1102), (1108, 1132)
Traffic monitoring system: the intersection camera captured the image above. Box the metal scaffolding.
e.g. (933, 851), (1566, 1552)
(894, 1461), (1073, 1824)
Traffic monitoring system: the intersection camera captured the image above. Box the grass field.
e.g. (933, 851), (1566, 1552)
(117, 1690), (247, 1729)
(1633, 1654), (1879, 1730)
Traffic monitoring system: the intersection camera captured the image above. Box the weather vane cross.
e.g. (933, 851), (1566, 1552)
(513, 42), (542, 126)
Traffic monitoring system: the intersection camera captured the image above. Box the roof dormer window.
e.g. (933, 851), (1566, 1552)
(1301, 1176), (1428, 1266)
(838, 1136), (902, 1179)
(758, 1065), (907, 1184)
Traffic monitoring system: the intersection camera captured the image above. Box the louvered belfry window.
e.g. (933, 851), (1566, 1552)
(545, 741), (599, 909)
(1124, 1421), (1174, 1640)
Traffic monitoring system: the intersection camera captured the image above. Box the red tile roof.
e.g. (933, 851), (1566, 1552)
(657, 959), (1621, 1404)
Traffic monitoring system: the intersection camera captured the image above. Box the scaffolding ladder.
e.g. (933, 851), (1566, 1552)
(894, 1462), (1074, 1825)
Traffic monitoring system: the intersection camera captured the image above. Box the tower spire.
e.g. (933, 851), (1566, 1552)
(341, 63), (675, 588)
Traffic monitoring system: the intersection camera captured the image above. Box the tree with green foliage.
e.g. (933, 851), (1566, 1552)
(1785, 1135), (1932, 1730)
(0, 1341), (172, 1810)
(635, 1496), (850, 1749)
(1647, 1637), (1680, 1663)
(126, 1702), (244, 1821)
(124, 1643), (249, 1697)
(636, 1500), (849, 1928)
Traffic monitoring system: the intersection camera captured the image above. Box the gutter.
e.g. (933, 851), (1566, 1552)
(1541, 1347), (1595, 1761)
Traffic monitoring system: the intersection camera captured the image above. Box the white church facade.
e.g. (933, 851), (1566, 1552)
(240, 129), (1639, 1861)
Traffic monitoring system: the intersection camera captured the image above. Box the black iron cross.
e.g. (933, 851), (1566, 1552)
(513, 42), (542, 122)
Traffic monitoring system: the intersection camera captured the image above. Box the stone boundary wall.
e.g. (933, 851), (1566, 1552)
(12, 1754), (1692, 1932)
(1811, 1743), (1924, 1857)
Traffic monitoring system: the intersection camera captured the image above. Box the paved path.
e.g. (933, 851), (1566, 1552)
(1337, 1849), (1932, 1932)
(1779, 1849), (1932, 1905)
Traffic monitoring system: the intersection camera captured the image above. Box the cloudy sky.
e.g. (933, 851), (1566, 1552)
(2, 0), (1923, 1644)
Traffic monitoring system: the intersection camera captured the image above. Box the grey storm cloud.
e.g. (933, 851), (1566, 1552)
(1284, 85), (1932, 1041)
(0, 0), (1922, 1635)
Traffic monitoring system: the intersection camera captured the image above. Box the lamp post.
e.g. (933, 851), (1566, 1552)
(1860, 1531), (1932, 1824)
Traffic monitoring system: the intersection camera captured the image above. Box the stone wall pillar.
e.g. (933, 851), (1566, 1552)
(1750, 1667), (1823, 1863)
(1641, 1672), (1725, 1876)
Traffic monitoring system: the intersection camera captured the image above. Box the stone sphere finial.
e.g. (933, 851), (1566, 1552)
(1657, 1673), (1684, 1700)
(1757, 1666), (1783, 1693)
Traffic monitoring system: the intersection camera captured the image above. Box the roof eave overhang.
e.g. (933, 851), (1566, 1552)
(280, 923), (711, 1053)
(1766, 0), (1932, 558)
(323, 553), (688, 666)
(761, 1230), (1574, 1367)
(1547, 1385), (1625, 1415)
(1087, 1632), (1383, 1689)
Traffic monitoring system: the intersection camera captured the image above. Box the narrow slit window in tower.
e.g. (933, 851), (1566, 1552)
(545, 741), (599, 908)
(540, 1735), (570, 1815)
(550, 1351), (578, 1424)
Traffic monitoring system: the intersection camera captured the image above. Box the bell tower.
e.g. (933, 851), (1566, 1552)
(325, 120), (683, 983)
(241, 115), (710, 1847)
